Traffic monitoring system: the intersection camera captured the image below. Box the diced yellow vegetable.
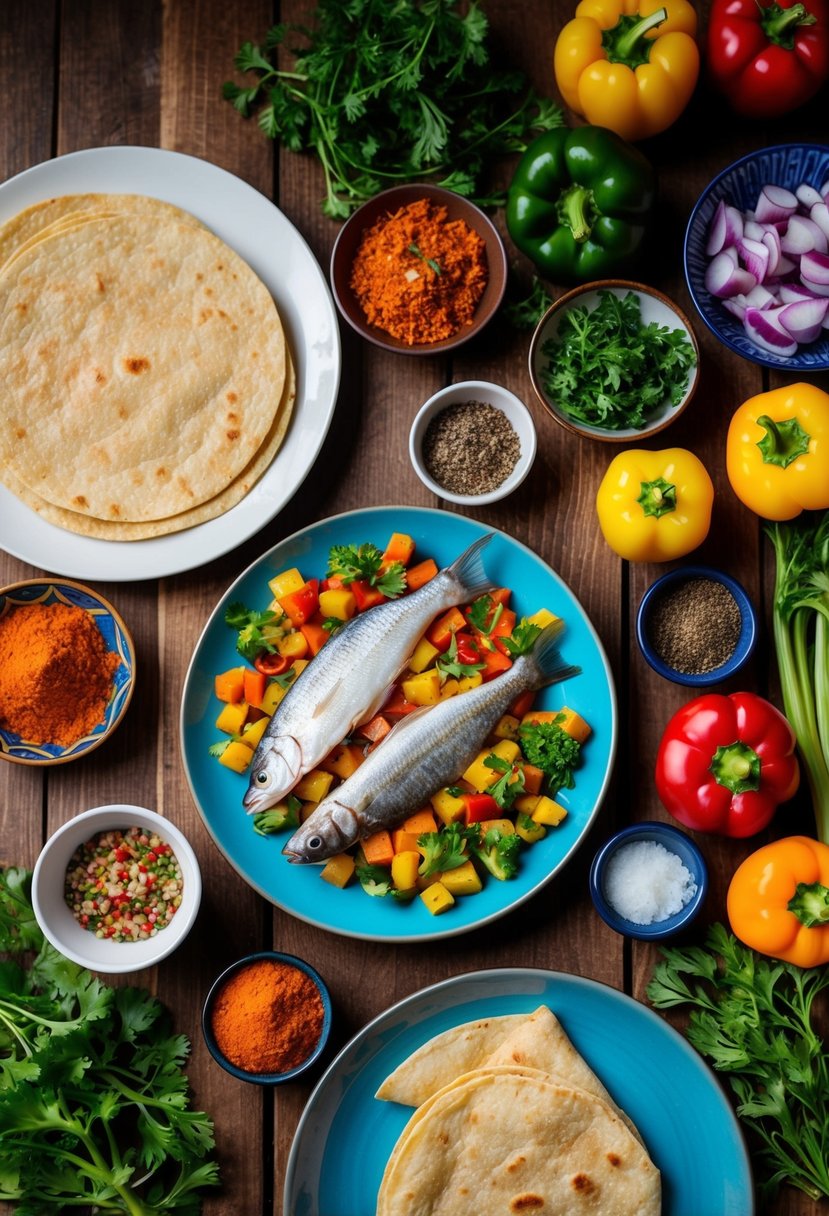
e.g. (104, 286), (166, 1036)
(430, 788), (467, 826)
(268, 567), (305, 599)
(321, 853), (356, 889)
(320, 743), (364, 780)
(476, 818), (517, 838)
(557, 708), (592, 744)
(419, 881), (455, 915)
(391, 850), (421, 892)
(439, 860), (483, 896)
(294, 769), (335, 802)
(514, 794), (540, 815)
(292, 659), (310, 677)
(526, 608), (560, 629)
(458, 671), (483, 693)
(462, 739), (521, 792)
(416, 871), (442, 891)
(218, 741), (254, 773)
(319, 588), (357, 621)
(240, 717), (269, 749)
(261, 680), (289, 716)
(439, 678), (459, 701)
(278, 631), (309, 660)
(492, 714), (520, 742)
(515, 815), (546, 844)
(215, 700), (249, 735)
(402, 668), (442, 707)
(299, 801), (319, 823)
(532, 796), (568, 826)
(409, 637), (440, 673)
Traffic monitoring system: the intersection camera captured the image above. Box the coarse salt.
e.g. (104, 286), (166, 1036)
(604, 840), (697, 926)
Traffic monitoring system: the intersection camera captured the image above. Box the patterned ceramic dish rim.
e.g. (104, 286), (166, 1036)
(0, 578), (136, 766)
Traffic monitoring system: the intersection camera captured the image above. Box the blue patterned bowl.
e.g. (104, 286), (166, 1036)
(684, 144), (829, 370)
(0, 579), (135, 765)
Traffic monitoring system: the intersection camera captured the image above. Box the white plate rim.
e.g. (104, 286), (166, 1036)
(0, 146), (341, 581)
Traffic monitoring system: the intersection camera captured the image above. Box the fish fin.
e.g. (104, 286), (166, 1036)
(527, 620), (581, 688)
(447, 533), (497, 601)
(312, 678), (344, 718)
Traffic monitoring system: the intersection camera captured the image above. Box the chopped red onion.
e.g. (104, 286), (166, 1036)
(778, 298), (829, 343)
(796, 184), (823, 209)
(743, 307), (798, 355)
(810, 202), (829, 241)
(704, 250), (757, 298)
(801, 250), (829, 296)
(780, 215), (828, 256)
(754, 184), (798, 224)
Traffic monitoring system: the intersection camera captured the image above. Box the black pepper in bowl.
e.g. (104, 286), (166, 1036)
(648, 577), (741, 675)
(422, 400), (521, 496)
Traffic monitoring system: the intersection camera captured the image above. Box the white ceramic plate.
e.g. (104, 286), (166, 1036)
(0, 147), (341, 581)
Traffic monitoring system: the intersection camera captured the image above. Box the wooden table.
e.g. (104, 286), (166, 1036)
(0, 3), (825, 1213)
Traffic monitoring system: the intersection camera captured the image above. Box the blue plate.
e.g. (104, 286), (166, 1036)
(0, 579), (135, 765)
(684, 143), (829, 371)
(180, 506), (616, 942)
(285, 968), (754, 1216)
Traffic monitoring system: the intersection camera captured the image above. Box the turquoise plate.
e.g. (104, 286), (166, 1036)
(285, 968), (754, 1216)
(180, 506), (616, 942)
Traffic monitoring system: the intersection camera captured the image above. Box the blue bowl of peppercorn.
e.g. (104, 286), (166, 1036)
(636, 565), (758, 687)
(201, 950), (332, 1085)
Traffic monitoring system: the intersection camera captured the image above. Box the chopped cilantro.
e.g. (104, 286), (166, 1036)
(224, 600), (284, 661)
(355, 864), (392, 897)
(501, 618), (542, 658)
(327, 542), (406, 598)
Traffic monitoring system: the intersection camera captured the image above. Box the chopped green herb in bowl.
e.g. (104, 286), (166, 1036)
(528, 282), (700, 442)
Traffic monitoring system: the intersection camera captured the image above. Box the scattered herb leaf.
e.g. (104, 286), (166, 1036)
(328, 542), (406, 598)
(519, 717), (581, 794)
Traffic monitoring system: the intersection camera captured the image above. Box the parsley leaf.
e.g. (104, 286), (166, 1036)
(224, 600), (284, 661)
(417, 824), (476, 877)
(467, 593), (503, 636)
(355, 864), (392, 897)
(519, 717), (581, 794)
(501, 618), (542, 658)
(435, 634), (485, 681)
(327, 542), (406, 598)
(483, 754), (526, 810)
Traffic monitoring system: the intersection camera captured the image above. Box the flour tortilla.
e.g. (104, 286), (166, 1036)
(2, 347), (295, 539)
(377, 1070), (661, 1216)
(0, 211), (286, 522)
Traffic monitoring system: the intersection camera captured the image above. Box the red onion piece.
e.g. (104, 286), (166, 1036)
(737, 237), (770, 283)
(761, 228), (781, 275)
(797, 184), (823, 209)
(801, 250), (829, 295)
(742, 284), (775, 309)
(755, 184), (798, 224)
(705, 250), (757, 298)
(779, 283), (822, 303)
(779, 298), (829, 343)
(744, 219), (764, 241)
(781, 215), (829, 256)
(810, 202), (829, 242)
(743, 307), (798, 355)
(722, 298), (747, 321)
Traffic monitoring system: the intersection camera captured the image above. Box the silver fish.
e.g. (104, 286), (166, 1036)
(282, 620), (580, 862)
(243, 534), (496, 814)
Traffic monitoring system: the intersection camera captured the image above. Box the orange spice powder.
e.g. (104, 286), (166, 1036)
(210, 958), (325, 1074)
(0, 602), (120, 747)
(349, 197), (488, 345)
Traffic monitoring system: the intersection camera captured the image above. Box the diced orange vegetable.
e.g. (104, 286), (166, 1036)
(491, 608), (517, 655)
(382, 532), (416, 566)
(520, 709), (562, 727)
(382, 689), (419, 718)
(419, 882), (455, 915)
(427, 606), (467, 651)
(240, 717), (269, 749)
(462, 792), (500, 823)
(351, 579), (386, 612)
(277, 630), (309, 660)
(523, 764), (544, 796)
(243, 668), (267, 709)
(214, 666), (246, 703)
(318, 587), (357, 621)
(357, 714), (392, 744)
(268, 568), (305, 599)
(320, 743), (364, 780)
(476, 818), (519, 837)
(405, 558), (438, 590)
(557, 707), (592, 744)
(321, 853), (356, 889)
(510, 690), (535, 719)
(215, 700), (249, 735)
(490, 587), (512, 607)
(392, 828), (421, 854)
(218, 740), (254, 772)
(404, 809), (438, 836)
(300, 619), (329, 656)
(362, 830), (394, 867)
(320, 574), (345, 592)
(409, 637), (440, 673)
(480, 647), (513, 682)
(278, 579), (320, 626)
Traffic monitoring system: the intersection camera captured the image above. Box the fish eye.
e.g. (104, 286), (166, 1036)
(308, 836), (322, 851)
(255, 771), (270, 786)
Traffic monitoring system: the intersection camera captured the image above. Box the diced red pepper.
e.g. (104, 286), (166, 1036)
(454, 631), (483, 665)
(382, 687), (419, 718)
(463, 792), (500, 823)
(320, 575), (345, 592)
(279, 579), (320, 626)
(510, 690), (535, 719)
(300, 619), (329, 656)
(351, 579), (387, 612)
(356, 714), (392, 744)
(480, 647), (513, 682)
(491, 608), (517, 655)
(244, 667), (269, 705)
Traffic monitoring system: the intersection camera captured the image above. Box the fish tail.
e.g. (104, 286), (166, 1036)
(447, 533), (496, 600)
(527, 619), (581, 688)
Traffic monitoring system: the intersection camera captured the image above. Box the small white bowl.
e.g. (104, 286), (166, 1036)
(32, 805), (201, 974)
(409, 380), (537, 506)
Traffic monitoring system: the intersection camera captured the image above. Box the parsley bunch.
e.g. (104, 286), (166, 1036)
(541, 290), (696, 431)
(328, 542), (406, 598)
(519, 715), (581, 795)
(225, 601), (284, 661)
(648, 924), (829, 1203)
(0, 867), (219, 1215)
(223, 0), (563, 217)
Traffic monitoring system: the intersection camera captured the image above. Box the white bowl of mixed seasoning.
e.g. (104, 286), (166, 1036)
(32, 804), (201, 974)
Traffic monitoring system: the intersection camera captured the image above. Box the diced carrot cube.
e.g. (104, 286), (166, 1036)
(392, 828), (420, 854)
(356, 714), (392, 744)
(404, 809), (438, 836)
(510, 690), (535, 719)
(362, 830), (394, 867)
(405, 558), (438, 591)
(243, 668), (267, 709)
(215, 666), (246, 703)
(557, 708), (592, 744)
(480, 648), (513, 682)
(300, 619), (329, 656)
(320, 743), (364, 780)
(491, 588), (512, 607)
(382, 532), (416, 567)
(522, 764), (544, 796)
(427, 606), (467, 652)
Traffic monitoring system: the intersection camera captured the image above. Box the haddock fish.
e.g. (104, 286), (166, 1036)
(243, 534), (496, 814)
(282, 620), (580, 862)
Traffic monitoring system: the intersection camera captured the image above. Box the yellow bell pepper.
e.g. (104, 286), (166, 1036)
(726, 383), (829, 521)
(727, 836), (829, 968)
(596, 448), (714, 561)
(554, 0), (699, 141)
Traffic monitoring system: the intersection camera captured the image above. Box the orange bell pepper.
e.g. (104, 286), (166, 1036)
(727, 835), (829, 967)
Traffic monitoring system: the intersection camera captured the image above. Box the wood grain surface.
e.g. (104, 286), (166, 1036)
(0, 2), (826, 1214)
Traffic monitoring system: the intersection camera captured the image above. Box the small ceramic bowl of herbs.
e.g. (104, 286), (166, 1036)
(528, 280), (700, 442)
(409, 379), (537, 505)
(590, 821), (708, 941)
(636, 565), (758, 687)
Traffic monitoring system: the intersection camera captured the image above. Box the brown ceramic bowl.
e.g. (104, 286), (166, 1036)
(330, 184), (507, 355)
(528, 279), (701, 443)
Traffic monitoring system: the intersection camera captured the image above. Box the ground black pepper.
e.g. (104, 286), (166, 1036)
(422, 400), (521, 496)
(648, 578), (742, 674)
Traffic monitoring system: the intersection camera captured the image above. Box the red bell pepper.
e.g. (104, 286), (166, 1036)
(462, 793), (500, 823)
(707, 0), (829, 117)
(278, 578), (319, 626)
(655, 691), (800, 837)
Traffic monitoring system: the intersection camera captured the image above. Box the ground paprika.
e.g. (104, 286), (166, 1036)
(210, 958), (325, 1074)
(0, 602), (120, 746)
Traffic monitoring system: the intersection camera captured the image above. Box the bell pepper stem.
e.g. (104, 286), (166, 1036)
(557, 184), (594, 243)
(636, 477), (676, 519)
(755, 414), (811, 469)
(762, 2), (816, 51)
(608, 7), (667, 66)
(709, 741), (762, 794)
(787, 880), (829, 928)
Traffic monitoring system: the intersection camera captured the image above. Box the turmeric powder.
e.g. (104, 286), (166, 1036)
(0, 601), (120, 747)
(210, 958), (325, 1074)
(349, 198), (488, 345)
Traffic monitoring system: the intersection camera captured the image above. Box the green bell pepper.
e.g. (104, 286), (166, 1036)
(506, 126), (655, 284)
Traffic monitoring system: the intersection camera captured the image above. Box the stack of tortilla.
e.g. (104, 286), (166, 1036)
(0, 193), (294, 540)
(375, 1005), (661, 1215)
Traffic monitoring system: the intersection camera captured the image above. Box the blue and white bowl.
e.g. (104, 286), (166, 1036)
(0, 579), (135, 765)
(684, 143), (829, 371)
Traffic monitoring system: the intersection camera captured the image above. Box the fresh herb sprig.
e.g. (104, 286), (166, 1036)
(435, 634), (485, 681)
(483, 754), (525, 810)
(223, 1), (563, 217)
(328, 542), (406, 598)
(519, 715), (581, 795)
(541, 290), (696, 431)
(502, 618), (542, 658)
(467, 593), (503, 636)
(648, 924), (829, 1203)
(225, 601), (283, 661)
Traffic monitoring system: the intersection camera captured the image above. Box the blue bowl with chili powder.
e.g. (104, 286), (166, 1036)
(202, 950), (333, 1085)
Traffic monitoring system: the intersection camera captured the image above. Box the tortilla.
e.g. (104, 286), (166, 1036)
(377, 1070), (661, 1216)
(2, 347), (295, 540)
(0, 208), (286, 523)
